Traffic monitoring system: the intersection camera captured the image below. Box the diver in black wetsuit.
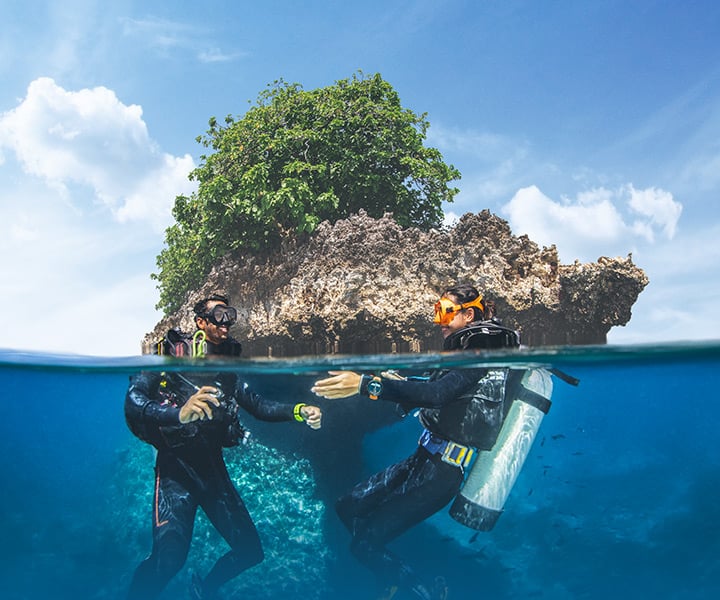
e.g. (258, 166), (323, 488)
(125, 293), (322, 600)
(312, 283), (518, 600)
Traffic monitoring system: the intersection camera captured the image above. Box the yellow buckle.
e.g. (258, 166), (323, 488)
(441, 442), (473, 467)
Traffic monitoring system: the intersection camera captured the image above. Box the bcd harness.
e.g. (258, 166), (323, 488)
(153, 329), (242, 358)
(419, 428), (475, 469)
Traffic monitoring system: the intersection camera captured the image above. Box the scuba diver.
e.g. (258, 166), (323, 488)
(125, 292), (322, 600)
(311, 283), (520, 600)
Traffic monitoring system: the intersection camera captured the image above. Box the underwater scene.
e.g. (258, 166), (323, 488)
(1, 342), (719, 600)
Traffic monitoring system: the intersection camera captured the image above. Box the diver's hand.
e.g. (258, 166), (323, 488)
(300, 405), (323, 429)
(381, 370), (406, 381)
(311, 371), (362, 399)
(179, 386), (221, 423)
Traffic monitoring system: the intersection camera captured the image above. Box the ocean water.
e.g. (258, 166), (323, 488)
(1, 342), (718, 600)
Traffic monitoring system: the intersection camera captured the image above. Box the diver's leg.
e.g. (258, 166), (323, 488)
(127, 460), (198, 599)
(336, 451), (418, 531)
(192, 464), (264, 597)
(338, 449), (462, 598)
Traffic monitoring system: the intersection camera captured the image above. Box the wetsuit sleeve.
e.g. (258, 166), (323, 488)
(233, 379), (295, 422)
(125, 371), (181, 427)
(359, 368), (487, 410)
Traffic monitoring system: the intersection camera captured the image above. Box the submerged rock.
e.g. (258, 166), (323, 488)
(144, 211), (648, 355)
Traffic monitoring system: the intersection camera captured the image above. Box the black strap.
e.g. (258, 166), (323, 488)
(549, 368), (580, 386)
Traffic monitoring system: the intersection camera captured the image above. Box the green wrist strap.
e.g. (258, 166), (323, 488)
(293, 403), (307, 422)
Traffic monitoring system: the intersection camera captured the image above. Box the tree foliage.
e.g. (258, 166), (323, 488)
(153, 72), (461, 313)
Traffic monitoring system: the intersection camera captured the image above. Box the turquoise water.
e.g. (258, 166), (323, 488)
(1, 342), (719, 599)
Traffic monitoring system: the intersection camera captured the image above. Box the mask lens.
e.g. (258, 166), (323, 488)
(433, 295), (485, 326)
(433, 299), (460, 325)
(209, 305), (237, 327)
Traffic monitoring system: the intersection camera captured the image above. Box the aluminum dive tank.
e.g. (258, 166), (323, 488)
(449, 368), (553, 531)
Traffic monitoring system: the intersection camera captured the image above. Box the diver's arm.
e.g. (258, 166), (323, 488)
(233, 380), (296, 422)
(125, 372), (182, 426)
(312, 368), (486, 409)
(364, 368), (487, 408)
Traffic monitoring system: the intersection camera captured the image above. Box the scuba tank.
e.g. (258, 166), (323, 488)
(449, 367), (553, 530)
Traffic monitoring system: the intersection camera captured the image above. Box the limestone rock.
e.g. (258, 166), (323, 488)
(143, 210), (649, 355)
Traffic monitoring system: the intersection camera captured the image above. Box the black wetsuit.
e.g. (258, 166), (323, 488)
(124, 367), (296, 599)
(336, 366), (514, 597)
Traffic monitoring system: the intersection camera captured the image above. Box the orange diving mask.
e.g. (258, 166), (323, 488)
(433, 296), (485, 326)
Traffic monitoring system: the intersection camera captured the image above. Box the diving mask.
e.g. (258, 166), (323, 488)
(433, 296), (485, 326)
(203, 305), (238, 327)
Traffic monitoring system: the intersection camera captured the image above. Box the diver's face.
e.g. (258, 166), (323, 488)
(197, 301), (230, 345)
(439, 295), (475, 339)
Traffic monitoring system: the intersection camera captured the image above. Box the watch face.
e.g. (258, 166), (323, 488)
(368, 380), (382, 396)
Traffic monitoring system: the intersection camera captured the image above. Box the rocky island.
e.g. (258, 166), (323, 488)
(143, 210), (648, 356)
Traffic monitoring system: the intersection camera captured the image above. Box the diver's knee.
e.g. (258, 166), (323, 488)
(229, 541), (264, 571)
(250, 544), (265, 567)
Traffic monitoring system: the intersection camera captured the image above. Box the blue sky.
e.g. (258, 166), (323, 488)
(1, 0), (719, 356)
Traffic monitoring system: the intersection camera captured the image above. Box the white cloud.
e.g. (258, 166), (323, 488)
(198, 48), (245, 63)
(497, 183), (720, 343)
(606, 220), (720, 343)
(120, 16), (196, 51)
(116, 153), (195, 227)
(119, 16), (245, 63)
(0, 78), (197, 355)
(501, 184), (682, 262)
(627, 184), (682, 239)
(0, 77), (196, 232)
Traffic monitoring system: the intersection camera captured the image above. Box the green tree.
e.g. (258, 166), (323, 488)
(154, 72), (461, 313)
